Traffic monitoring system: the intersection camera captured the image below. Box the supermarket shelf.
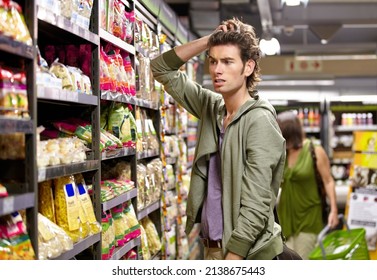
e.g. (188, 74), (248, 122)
(37, 5), (100, 46)
(335, 125), (377, 132)
(137, 149), (160, 160)
(304, 126), (321, 133)
(0, 193), (35, 216)
(99, 29), (135, 55)
(165, 157), (177, 165)
(53, 233), (101, 260)
(332, 158), (352, 164)
(101, 147), (136, 161)
(101, 91), (159, 110)
(137, 200), (160, 220)
(102, 188), (138, 212)
(0, 35), (34, 59)
(38, 160), (99, 182)
(0, 118), (34, 134)
(37, 86), (98, 106)
(110, 237), (141, 260)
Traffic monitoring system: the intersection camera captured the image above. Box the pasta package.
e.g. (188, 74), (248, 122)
(49, 59), (74, 91)
(141, 216), (161, 255)
(38, 213), (73, 260)
(74, 174), (101, 235)
(53, 176), (82, 243)
(38, 180), (56, 223)
(139, 224), (150, 260)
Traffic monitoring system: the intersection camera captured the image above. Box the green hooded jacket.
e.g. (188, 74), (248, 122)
(151, 48), (286, 259)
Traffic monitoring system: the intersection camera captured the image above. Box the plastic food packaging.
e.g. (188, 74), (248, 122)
(38, 180), (56, 223)
(53, 175), (83, 243)
(74, 174), (101, 235)
(0, 211), (36, 260)
(49, 59), (74, 91)
(38, 213), (74, 260)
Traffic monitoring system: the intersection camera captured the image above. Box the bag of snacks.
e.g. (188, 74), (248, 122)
(0, 212), (36, 260)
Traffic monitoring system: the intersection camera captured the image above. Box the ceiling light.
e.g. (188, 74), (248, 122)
(334, 95), (377, 104)
(281, 0), (309, 7)
(260, 37), (281, 56)
(260, 79), (334, 86)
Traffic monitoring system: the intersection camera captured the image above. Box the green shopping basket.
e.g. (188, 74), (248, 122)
(309, 214), (370, 260)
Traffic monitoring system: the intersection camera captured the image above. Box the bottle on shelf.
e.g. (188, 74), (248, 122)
(298, 108), (304, 126)
(303, 107), (309, 127)
(367, 112), (374, 125)
(308, 108), (314, 127)
(314, 108), (320, 127)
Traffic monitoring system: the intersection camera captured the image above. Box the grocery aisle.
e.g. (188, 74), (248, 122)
(1, 0), (376, 261)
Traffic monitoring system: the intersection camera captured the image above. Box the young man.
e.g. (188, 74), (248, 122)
(151, 18), (286, 260)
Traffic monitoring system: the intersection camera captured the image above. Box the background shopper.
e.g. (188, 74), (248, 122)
(277, 111), (339, 259)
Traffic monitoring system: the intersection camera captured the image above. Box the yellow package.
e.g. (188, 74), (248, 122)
(53, 175), (82, 243)
(38, 180), (56, 223)
(74, 174), (101, 235)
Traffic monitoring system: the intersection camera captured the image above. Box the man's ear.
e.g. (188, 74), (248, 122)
(244, 59), (255, 77)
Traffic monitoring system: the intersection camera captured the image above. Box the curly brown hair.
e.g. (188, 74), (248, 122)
(207, 18), (261, 91)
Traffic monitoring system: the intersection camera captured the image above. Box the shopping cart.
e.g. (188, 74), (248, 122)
(308, 214), (370, 260)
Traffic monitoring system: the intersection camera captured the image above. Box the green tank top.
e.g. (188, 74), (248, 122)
(277, 139), (324, 238)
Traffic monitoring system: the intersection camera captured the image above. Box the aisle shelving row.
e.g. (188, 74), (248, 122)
(0, 0), (199, 260)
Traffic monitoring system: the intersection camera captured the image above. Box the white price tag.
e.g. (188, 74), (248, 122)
(38, 168), (46, 182)
(3, 196), (15, 214)
(51, 88), (60, 99)
(72, 24), (79, 35)
(67, 92), (79, 102)
(37, 86), (45, 98)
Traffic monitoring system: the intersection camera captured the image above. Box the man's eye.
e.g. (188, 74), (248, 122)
(209, 60), (217, 65)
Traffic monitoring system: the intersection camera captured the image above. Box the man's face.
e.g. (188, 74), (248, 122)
(208, 44), (254, 95)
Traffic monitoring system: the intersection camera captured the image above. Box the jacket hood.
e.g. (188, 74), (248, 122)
(217, 95), (277, 125)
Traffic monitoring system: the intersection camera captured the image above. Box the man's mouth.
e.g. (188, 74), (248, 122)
(214, 79), (225, 85)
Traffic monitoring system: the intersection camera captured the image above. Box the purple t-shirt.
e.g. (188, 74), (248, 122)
(200, 128), (224, 241)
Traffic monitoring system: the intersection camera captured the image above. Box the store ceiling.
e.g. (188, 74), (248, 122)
(165, 0), (377, 57)
(165, 0), (377, 93)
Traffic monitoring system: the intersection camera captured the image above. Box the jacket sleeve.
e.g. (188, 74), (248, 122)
(150, 48), (219, 119)
(226, 111), (285, 257)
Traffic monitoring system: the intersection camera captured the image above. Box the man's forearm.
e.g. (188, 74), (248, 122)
(175, 35), (210, 62)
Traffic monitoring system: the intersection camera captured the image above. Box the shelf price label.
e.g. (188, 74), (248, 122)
(2, 196), (15, 214)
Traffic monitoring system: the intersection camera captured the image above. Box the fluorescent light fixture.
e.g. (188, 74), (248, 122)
(284, 0), (301, 6)
(260, 79), (334, 86)
(281, 0), (309, 6)
(260, 37), (281, 55)
(260, 90), (328, 102)
(296, 54), (377, 61)
(269, 100), (289, 106)
(334, 95), (377, 104)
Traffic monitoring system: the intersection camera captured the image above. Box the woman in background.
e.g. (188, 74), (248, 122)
(276, 111), (339, 259)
